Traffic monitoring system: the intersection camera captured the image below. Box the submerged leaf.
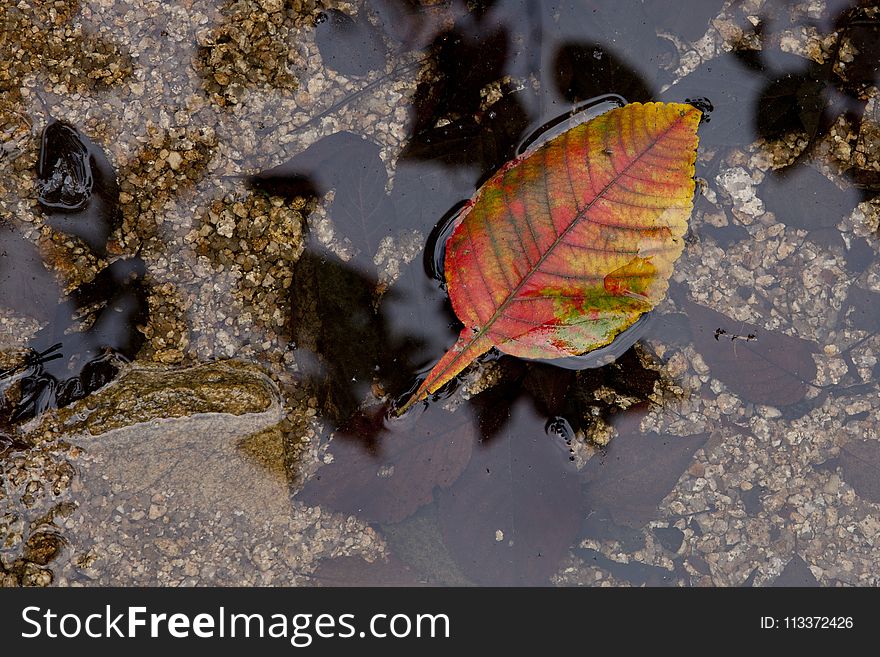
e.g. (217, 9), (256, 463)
(398, 102), (701, 412)
(437, 398), (582, 585)
(759, 167), (861, 248)
(576, 547), (676, 586)
(771, 555), (820, 587)
(0, 224), (59, 322)
(835, 439), (880, 503)
(297, 403), (475, 524)
(684, 300), (818, 407)
(310, 555), (425, 587)
(314, 9), (388, 77)
(248, 132), (397, 273)
(582, 411), (709, 530)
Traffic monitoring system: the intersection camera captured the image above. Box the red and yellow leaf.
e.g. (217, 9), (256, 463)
(398, 102), (701, 413)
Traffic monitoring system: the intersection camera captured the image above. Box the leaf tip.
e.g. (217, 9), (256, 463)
(394, 329), (494, 414)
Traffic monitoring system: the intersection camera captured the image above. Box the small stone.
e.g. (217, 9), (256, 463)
(716, 393), (739, 415)
(155, 538), (181, 557)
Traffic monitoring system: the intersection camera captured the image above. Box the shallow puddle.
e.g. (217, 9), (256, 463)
(1, 0), (879, 586)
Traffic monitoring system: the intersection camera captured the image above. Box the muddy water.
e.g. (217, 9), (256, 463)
(1, 0), (879, 586)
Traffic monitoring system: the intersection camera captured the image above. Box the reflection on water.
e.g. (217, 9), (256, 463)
(1, 0), (879, 587)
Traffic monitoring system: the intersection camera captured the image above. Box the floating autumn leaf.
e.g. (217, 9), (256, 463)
(397, 102), (701, 413)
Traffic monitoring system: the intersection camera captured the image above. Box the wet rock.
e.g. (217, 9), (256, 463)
(58, 360), (281, 435)
(1, 360), (384, 586)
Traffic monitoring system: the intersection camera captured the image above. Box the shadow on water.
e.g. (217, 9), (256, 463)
(3, 0), (879, 585)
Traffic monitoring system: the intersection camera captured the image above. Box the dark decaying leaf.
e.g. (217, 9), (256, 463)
(437, 398), (582, 585)
(653, 526), (685, 553)
(37, 120), (93, 210)
(836, 439), (880, 503)
(297, 403), (475, 524)
(576, 547), (676, 586)
(684, 300), (818, 407)
(844, 286), (880, 333)
(37, 118), (120, 255)
(310, 555), (425, 587)
(249, 132), (395, 272)
(582, 411), (709, 530)
(314, 9), (388, 77)
(771, 555), (820, 587)
(759, 167), (861, 247)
